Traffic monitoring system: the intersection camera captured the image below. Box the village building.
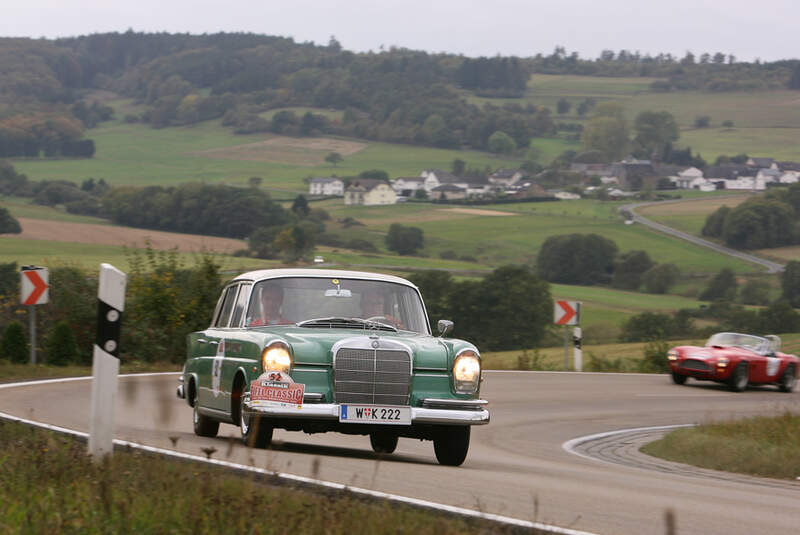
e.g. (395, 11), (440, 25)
(344, 179), (397, 206)
(488, 168), (525, 186)
(391, 176), (425, 196)
(308, 177), (344, 196)
(430, 184), (467, 201)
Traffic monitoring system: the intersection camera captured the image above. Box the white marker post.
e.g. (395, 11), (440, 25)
(573, 326), (583, 372)
(88, 263), (126, 459)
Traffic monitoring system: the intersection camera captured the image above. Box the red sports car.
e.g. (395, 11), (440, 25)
(667, 332), (798, 392)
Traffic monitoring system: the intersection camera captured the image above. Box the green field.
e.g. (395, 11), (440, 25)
(9, 113), (521, 193)
(0, 237), (273, 273)
(0, 196), (112, 224)
(466, 74), (800, 162)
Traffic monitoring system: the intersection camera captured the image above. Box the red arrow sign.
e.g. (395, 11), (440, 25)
(22, 269), (49, 305)
(554, 300), (579, 325)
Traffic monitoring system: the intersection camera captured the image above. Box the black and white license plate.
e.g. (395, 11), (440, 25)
(339, 404), (411, 425)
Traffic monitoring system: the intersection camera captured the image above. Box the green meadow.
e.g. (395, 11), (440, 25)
(468, 74), (800, 162)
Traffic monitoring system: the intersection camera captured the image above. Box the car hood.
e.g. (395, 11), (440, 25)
(259, 326), (464, 370)
(673, 345), (739, 360)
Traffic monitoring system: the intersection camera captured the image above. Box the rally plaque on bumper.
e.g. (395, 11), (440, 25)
(339, 405), (411, 425)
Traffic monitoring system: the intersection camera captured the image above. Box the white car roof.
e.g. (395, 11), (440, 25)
(230, 268), (418, 289)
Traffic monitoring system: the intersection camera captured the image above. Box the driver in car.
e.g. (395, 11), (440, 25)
(360, 288), (403, 329)
(248, 284), (292, 326)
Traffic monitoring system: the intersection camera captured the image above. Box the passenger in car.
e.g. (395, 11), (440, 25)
(360, 288), (403, 328)
(248, 284), (292, 326)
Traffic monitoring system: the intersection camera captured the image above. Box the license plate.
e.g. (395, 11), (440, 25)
(339, 405), (411, 425)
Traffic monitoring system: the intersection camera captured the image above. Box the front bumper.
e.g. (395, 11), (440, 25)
(243, 396), (490, 426)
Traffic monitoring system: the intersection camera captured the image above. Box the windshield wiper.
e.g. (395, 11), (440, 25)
(297, 317), (397, 332)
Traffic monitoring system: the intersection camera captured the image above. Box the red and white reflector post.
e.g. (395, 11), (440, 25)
(554, 300), (581, 371)
(89, 263), (126, 459)
(20, 266), (49, 364)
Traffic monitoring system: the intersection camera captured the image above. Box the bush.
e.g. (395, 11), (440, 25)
(347, 238), (378, 252)
(386, 224), (424, 255)
(439, 250), (458, 260)
(639, 339), (671, 373)
(0, 207), (21, 234)
(1, 321), (28, 363)
(45, 321), (79, 366)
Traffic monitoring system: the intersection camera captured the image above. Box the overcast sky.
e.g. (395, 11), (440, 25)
(4, 0), (798, 62)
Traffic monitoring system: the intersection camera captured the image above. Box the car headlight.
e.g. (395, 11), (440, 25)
(262, 341), (292, 374)
(716, 357), (729, 368)
(453, 350), (481, 394)
(667, 350), (678, 361)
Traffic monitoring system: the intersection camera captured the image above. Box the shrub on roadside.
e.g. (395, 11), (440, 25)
(0, 321), (28, 363)
(45, 321), (79, 366)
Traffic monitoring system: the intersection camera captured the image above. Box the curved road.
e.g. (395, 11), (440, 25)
(1, 372), (798, 535)
(620, 201), (785, 273)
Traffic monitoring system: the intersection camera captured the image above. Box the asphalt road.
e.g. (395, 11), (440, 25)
(2, 372), (798, 535)
(620, 201), (785, 273)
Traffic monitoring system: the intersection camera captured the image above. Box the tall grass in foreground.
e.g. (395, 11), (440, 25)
(0, 421), (536, 534)
(642, 412), (800, 480)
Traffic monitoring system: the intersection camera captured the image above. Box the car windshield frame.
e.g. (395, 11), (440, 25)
(244, 276), (431, 334)
(705, 332), (770, 354)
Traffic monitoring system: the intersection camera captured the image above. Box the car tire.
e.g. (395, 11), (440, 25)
(671, 372), (688, 385)
(728, 362), (749, 392)
(433, 426), (470, 466)
(779, 364), (796, 393)
(241, 411), (273, 448)
(192, 389), (219, 438)
(369, 432), (398, 454)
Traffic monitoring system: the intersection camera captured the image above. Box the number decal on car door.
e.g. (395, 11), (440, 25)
(212, 339), (225, 397)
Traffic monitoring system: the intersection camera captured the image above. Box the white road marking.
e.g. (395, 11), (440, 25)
(0, 374), (600, 535)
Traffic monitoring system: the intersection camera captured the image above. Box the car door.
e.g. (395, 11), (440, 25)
(220, 282), (252, 415)
(202, 283), (240, 411)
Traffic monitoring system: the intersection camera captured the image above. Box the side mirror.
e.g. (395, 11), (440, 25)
(437, 320), (453, 337)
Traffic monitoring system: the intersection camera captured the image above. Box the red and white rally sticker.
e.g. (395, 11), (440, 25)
(250, 371), (304, 406)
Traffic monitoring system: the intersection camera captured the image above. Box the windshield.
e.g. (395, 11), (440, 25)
(246, 277), (429, 334)
(705, 332), (769, 354)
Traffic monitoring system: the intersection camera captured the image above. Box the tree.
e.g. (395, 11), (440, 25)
(556, 98), (571, 114)
(386, 224), (424, 255)
(642, 263), (680, 294)
(359, 169), (389, 180)
(0, 207), (21, 234)
(581, 116), (628, 161)
(633, 111), (679, 154)
(700, 268), (738, 301)
(487, 131), (516, 154)
(721, 120), (734, 128)
(537, 234), (618, 285)
(694, 115), (711, 128)
(0, 321), (28, 363)
(291, 195), (310, 217)
(449, 265), (552, 350)
(324, 152), (343, 166)
(701, 205), (731, 237)
(788, 63), (800, 90)
(781, 261), (800, 307)
(739, 279), (771, 306)
(451, 159), (466, 177)
(612, 250), (655, 290)
(408, 270), (455, 330)
(248, 176), (262, 188)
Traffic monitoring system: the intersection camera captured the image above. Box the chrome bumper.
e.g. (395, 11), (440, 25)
(243, 397), (490, 426)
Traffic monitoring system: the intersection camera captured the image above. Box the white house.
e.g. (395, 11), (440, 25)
(488, 169), (525, 186)
(674, 167), (704, 189)
(391, 176), (425, 195)
(780, 171), (799, 184)
(746, 157), (778, 170)
(309, 177), (344, 196)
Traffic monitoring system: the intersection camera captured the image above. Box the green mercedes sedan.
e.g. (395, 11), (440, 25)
(177, 269), (489, 466)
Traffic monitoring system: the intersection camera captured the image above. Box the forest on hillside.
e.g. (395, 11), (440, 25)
(1, 32), (799, 157)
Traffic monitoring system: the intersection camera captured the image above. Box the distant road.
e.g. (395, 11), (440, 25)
(621, 200), (785, 273)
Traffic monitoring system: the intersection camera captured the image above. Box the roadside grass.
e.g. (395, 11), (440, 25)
(0, 421), (525, 535)
(641, 412), (800, 480)
(0, 237), (273, 272)
(482, 333), (800, 371)
(0, 359), (179, 384)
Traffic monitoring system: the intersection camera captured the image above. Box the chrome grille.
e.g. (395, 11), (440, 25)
(680, 359), (711, 372)
(334, 347), (412, 405)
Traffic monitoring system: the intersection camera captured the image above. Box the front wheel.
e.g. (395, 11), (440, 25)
(671, 372), (687, 385)
(433, 426), (470, 466)
(779, 364), (796, 393)
(728, 362), (749, 392)
(370, 432), (398, 454)
(240, 396), (273, 449)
